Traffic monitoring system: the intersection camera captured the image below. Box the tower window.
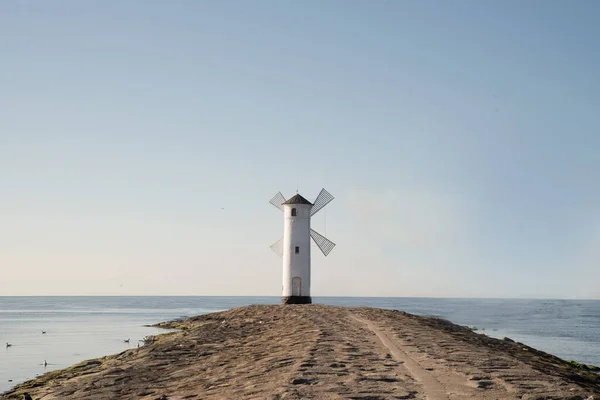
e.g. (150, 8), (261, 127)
(295, 246), (300, 254)
(291, 208), (297, 216)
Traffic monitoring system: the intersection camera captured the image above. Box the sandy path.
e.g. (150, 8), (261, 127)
(351, 314), (448, 400)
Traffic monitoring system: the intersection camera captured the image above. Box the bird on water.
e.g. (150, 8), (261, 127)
(124, 338), (130, 343)
(6, 342), (12, 347)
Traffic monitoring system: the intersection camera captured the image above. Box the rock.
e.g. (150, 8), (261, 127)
(470, 376), (492, 381)
(477, 381), (494, 389)
(290, 378), (311, 385)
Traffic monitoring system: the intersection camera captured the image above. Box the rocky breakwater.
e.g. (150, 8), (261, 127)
(3, 305), (600, 399)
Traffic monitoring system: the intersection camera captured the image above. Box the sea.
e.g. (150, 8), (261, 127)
(1, 296), (599, 394)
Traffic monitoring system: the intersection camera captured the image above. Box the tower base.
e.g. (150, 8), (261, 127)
(281, 296), (312, 305)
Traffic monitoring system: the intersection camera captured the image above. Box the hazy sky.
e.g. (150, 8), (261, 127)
(2, 1), (599, 298)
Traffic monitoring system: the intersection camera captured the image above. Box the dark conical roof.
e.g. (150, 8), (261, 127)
(282, 193), (313, 205)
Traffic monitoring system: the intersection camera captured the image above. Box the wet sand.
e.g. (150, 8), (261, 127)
(3, 305), (600, 399)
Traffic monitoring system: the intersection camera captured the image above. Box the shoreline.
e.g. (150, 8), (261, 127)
(4, 304), (600, 399)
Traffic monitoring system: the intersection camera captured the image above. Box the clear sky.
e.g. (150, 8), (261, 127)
(1, 1), (599, 298)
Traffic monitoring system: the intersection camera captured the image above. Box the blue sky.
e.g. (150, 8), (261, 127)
(1, 1), (599, 298)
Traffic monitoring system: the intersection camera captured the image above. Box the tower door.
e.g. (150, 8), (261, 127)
(292, 277), (302, 296)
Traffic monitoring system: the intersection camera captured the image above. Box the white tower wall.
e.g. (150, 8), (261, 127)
(282, 203), (312, 300)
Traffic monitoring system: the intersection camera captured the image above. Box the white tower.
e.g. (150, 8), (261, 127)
(269, 189), (336, 304)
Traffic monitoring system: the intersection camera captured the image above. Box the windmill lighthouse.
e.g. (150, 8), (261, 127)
(270, 188), (336, 304)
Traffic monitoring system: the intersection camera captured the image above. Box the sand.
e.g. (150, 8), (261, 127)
(3, 305), (599, 399)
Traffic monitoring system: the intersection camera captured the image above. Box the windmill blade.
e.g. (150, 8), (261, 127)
(269, 192), (286, 211)
(270, 238), (284, 257)
(310, 229), (336, 256)
(310, 188), (334, 216)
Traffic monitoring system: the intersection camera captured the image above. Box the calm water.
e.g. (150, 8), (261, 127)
(1, 296), (599, 393)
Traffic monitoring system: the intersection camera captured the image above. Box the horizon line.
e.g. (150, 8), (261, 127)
(0, 295), (598, 301)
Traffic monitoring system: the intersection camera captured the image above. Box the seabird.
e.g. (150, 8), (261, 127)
(124, 338), (130, 343)
(42, 330), (46, 334)
(44, 360), (47, 367)
(6, 342), (12, 347)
